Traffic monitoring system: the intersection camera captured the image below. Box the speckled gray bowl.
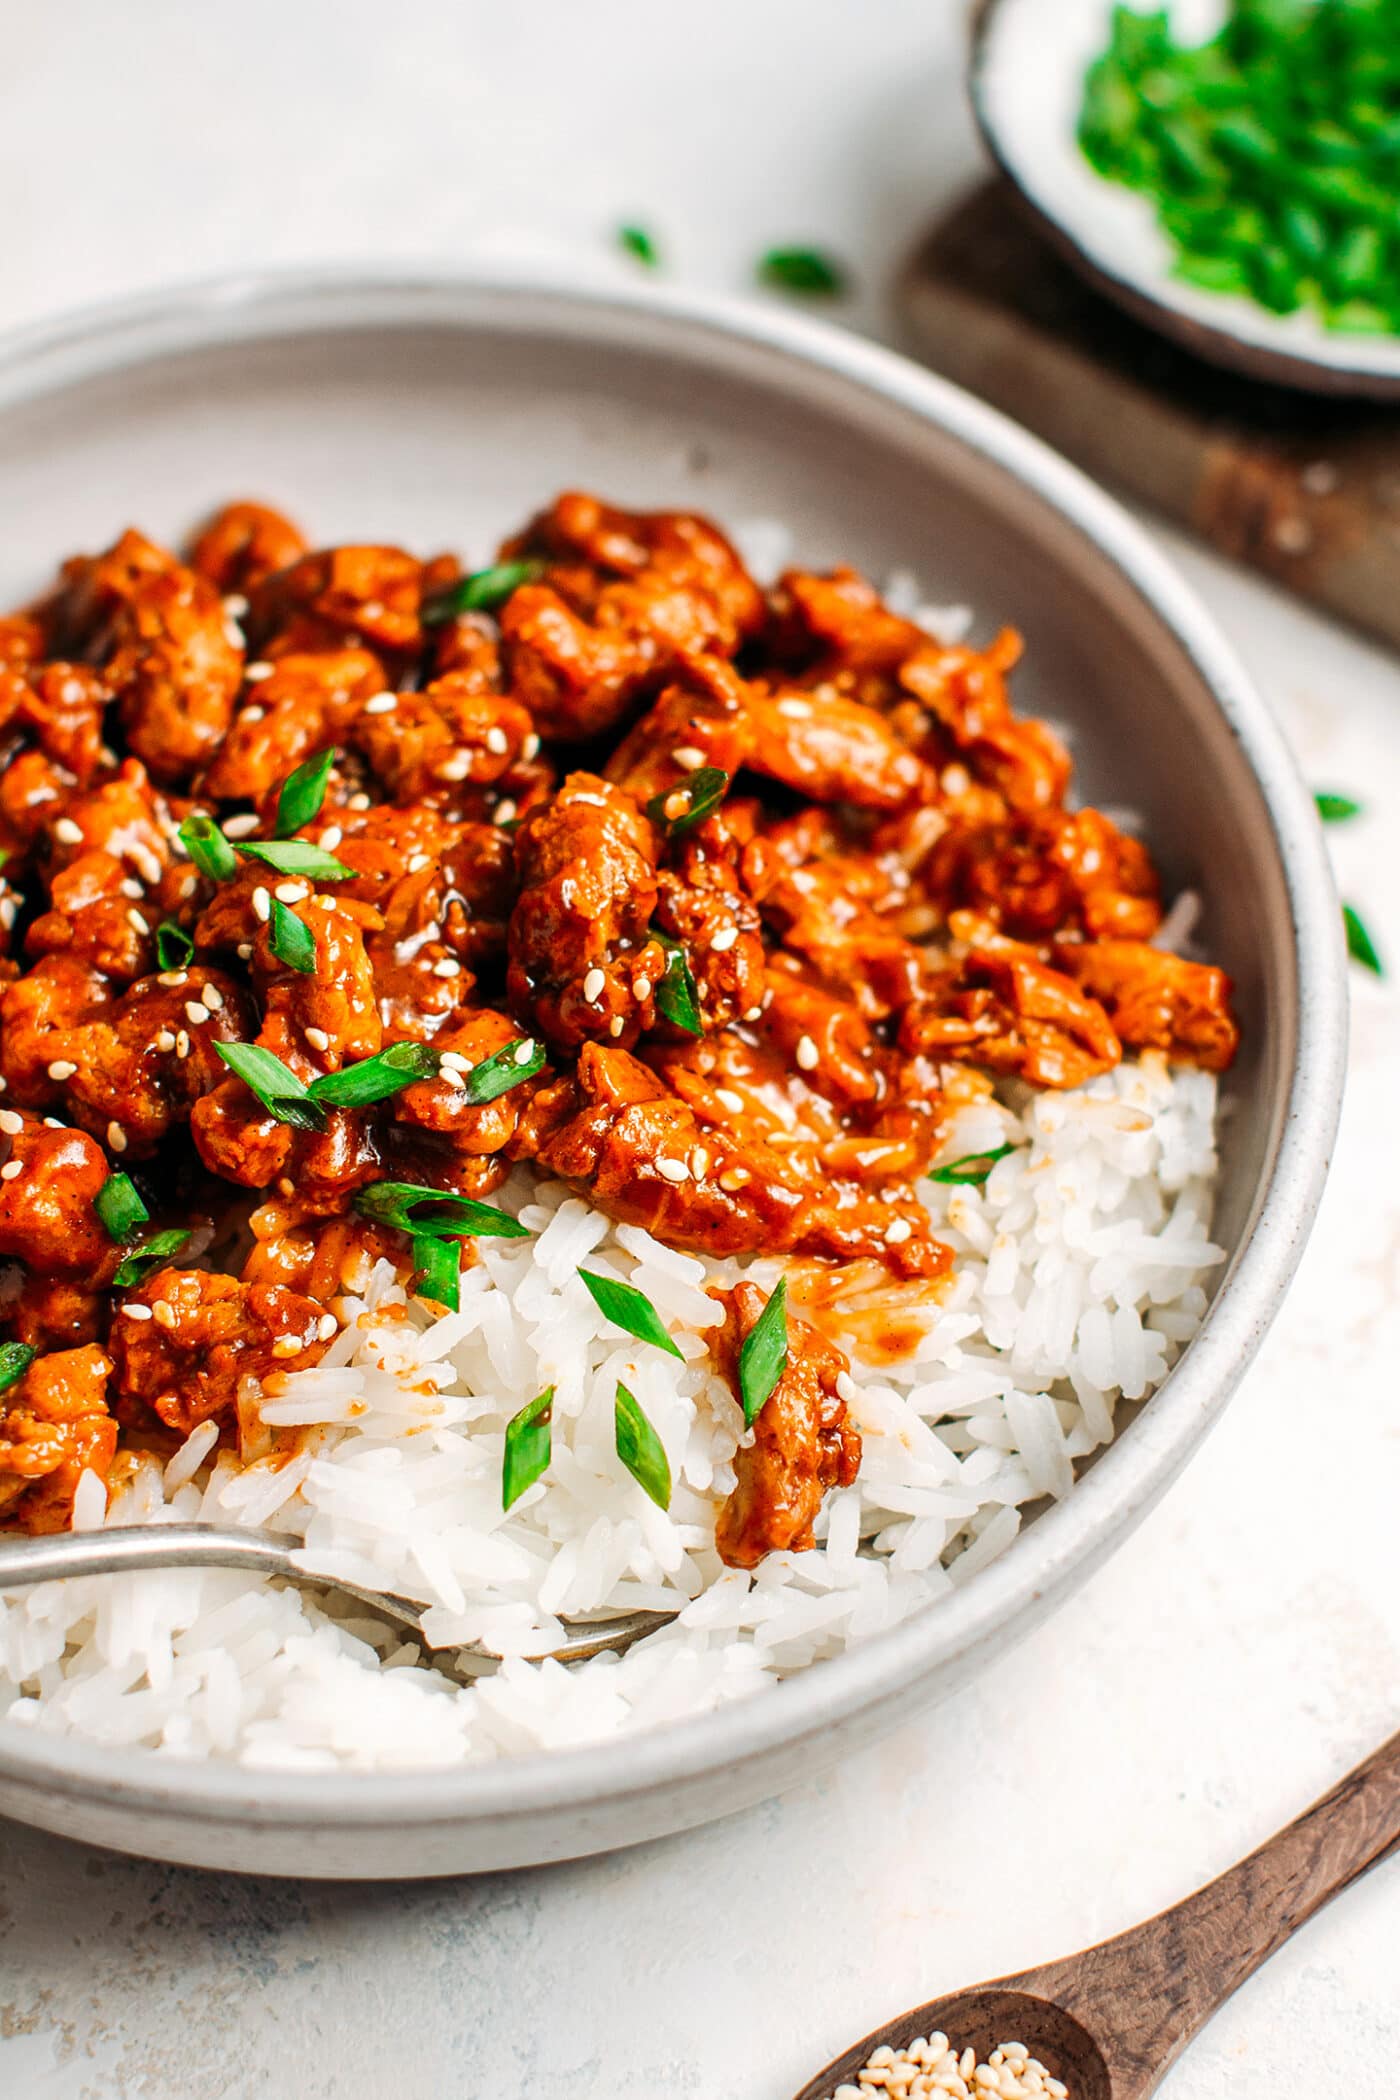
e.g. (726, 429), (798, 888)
(0, 269), (1345, 1877)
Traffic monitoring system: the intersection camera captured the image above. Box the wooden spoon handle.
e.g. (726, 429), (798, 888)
(1027, 1729), (1400, 2097)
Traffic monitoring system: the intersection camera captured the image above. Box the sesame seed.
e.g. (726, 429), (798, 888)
(178, 872), (198, 900)
(0, 1110), (22, 1135)
(319, 826), (343, 851)
(221, 812), (260, 838)
(671, 746), (706, 769)
(884, 1216), (913, 1245)
(777, 697), (812, 718)
(46, 1060), (77, 1081)
(440, 1064), (467, 1089)
(493, 799), (518, 825)
(689, 1146), (709, 1178)
(656, 1156), (690, 1183)
(347, 792), (372, 811)
(121, 1303), (153, 1322)
(439, 1050), (470, 1074)
(714, 1088), (745, 1115)
(120, 878), (143, 899)
(223, 593), (249, 619)
(521, 732), (540, 761)
(42, 1118), (62, 1130)
(436, 753), (472, 783)
(0, 1077), (8, 1092)
(312, 894), (337, 910)
(175, 1032), (190, 1060)
(743, 1004), (764, 1022)
(583, 967), (606, 1003)
(363, 691), (397, 715)
(718, 1167), (750, 1191)
(513, 1039), (537, 1065)
(0, 900), (14, 929)
(274, 882), (307, 904)
(485, 726), (509, 755)
(795, 1034), (819, 1071)
(53, 816), (84, 845)
(157, 971), (188, 989)
(361, 600), (384, 619)
(710, 925), (739, 953)
(662, 790), (688, 822)
(271, 1335), (303, 1359)
(185, 1001), (210, 1026)
(155, 1030), (176, 1053)
(632, 976), (651, 1001)
(277, 1177), (295, 1197)
(202, 984), (224, 1011)
(107, 1122), (128, 1152)
(242, 705), (267, 724)
(236, 942), (253, 961)
(432, 958), (461, 979)
(0, 1160), (20, 1181)
(608, 1017), (625, 1038)
(244, 661), (273, 681)
(406, 853), (431, 874)
(317, 1313), (339, 1342)
(152, 1301), (177, 1329)
(127, 908), (151, 935)
(304, 1026), (330, 1054)
(129, 844), (164, 885)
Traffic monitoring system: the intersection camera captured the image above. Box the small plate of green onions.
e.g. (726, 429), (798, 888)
(970, 0), (1400, 396)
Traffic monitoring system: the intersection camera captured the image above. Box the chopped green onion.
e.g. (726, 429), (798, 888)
(459, 1036), (547, 1104)
(275, 748), (335, 838)
(614, 1381), (672, 1509)
(269, 899), (317, 975)
(645, 766), (729, 839)
(410, 1231), (461, 1312)
(112, 1228), (193, 1290)
(578, 1270), (683, 1359)
(237, 839), (353, 881)
(0, 1341), (35, 1394)
(94, 1172), (149, 1243)
(179, 813), (238, 883)
(502, 1386), (554, 1510)
(352, 1179), (530, 1239)
(651, 932), (703, 1036)
(307, 1040), (440, 1108)
(737, 1278), (788, 1428)
(155, 920), (194, 970)
(420, 560), (546, 626)
(1315, 790), (1362, 822)
(1343, 901), (1383, 975)
(214, 1041), (325, 1129)
(929, 1142), (1020, 1187)
(758, 246), (848, 296)
(618, 223), (660, 267)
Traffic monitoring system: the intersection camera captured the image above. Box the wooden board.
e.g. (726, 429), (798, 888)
(898, 179), (1400, 652)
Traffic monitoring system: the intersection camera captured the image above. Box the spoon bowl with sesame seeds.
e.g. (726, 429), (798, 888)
(796, 1728), (1400, 2100)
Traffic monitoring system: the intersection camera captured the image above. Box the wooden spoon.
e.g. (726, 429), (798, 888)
(794, 1729), (1400, 2098)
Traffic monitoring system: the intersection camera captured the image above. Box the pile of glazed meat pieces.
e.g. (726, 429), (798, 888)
(0, 493), (1238, 1561)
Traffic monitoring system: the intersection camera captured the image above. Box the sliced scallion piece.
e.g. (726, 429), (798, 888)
(410, 1232), (461, 1312)
(615, 1381), (672, 1509)
(1343, 902), (1383, 975)
(179, 813), (238, 883)
(155, 920), (194, 971)
(737, 1278), (788, 1428)
(1315, 790), (1362, 822)
(578, 1270), (683, 1359)
(928, 1142), (1019, 1187)
(645, 766), (729, 839)
(112, 1228), (192, 1290)
(758, 246), (847, 296)
(94, 1172), (150, 1243)
(214, 1041), (325, 1130)
(269, 899), (317, 975)
(0, 1341), (36, 1394)
(459, 1037), (546, 1104)
(275, 748), (335, 838)
(420, 560), (545, 626)
(502, 1386), (554, 1510)
(651, 932), (702, 1036)
(352, 1179), (530, 1239)
(618, 224), (660, 267)
(307, 1041), (439, 1108)
(237, 839), (352, 881)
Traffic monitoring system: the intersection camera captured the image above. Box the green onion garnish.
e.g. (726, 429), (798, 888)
(214, 1041), (325, 1129)
(645, 766), (729, 839)
(929, 1142), (1019, 1187)
(502, 1386), (554, 1510)
(618, 223), (660, 267)
(1344, 902), (1383, 975)
(94, 1172), (149, 1243)
(237, 839), (353, 881)
(459, 1037), (546, 1104)
(737, 1278), (788, 1429)
(0, 1342), (36, 1394)
(578, 1270), (683, 1359)
(155, 920), (194, 970)
(651, 932), (703, 1036)
(306, 1041), (440, 1108)
(410, 1231), (461, 1312)
(1316, 791), (1362, 822)
(179, 813), (238, 883)
(420, 560), (545, 626)
(615, 1381), (672, 1509)
(112, 1228), (193, 1290)
(275, 748), (335, 838)
(758, 246), (847, 296)
(269, 900), (317, 975)
(352, 1179), (530, 1239)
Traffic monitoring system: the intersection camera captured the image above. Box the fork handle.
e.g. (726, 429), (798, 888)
(0, 1522), (296, 1588)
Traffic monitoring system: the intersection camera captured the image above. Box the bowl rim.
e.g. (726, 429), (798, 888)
(0, 261), (1346, 1835)
(967, 0), (1400, 402)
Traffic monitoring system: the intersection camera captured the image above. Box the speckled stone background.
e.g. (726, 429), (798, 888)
(0, 4), (1397, 2094)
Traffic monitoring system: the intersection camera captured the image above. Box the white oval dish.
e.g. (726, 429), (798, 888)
(971, 0), (1400, 398)
(0, 266), (1345, 1876)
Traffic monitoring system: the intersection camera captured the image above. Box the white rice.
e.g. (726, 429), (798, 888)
(0, 1052), (1223, 1771)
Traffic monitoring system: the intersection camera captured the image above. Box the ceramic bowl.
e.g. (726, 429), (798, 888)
(0, 267), (1345, 1875)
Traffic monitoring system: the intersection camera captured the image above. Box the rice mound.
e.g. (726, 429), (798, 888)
(0, 1053), (1222, 1771)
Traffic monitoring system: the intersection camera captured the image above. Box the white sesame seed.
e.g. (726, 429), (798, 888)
(662, 791), (687, 822)
(493, 799), (518, 826)
(175, 1032), (190, 1060)
(795, 1034), (820, 1071)
(202, 983), (224, 1011)
(120, 878), (143, 899)
(439, 1050), (470, 1074)
(363, 691), (397, 715)
(656, 1156), (690, 1183)
(743, 1004), (764, 1022)
(884, 1216), (913, 1245)
(317, 1313), (339, 1342)
(277, 1177), (295, 1197)
(241, 705), (266, 724)
(777, 697), (812, 718)
(671, 745), (706, 769)
(130, 844), (165, 886)
(0, 1110), (22, 1136)
(439, 1064), (467, 1089)
(53, 817), (84, 845)
(632, 976), (652, 1001)
(689, 1146), (709, 1178)
(155, 1030), (176, 1053)
(513, 1039), (537, 1066)
(710, 924), (739, 953)
(361, 600), (384, 619)
(719, 1167), (750, 1190)
(521, 732), (541, 761)
(185, 1001), (210, 1026)
(244, 662), (273, 682)
(312, 894), (337, 911)
(46, 1060), (77, 1081)
(304, 1026), (330, 1054)
(432, 958), (461, 979)
(223, 593), (249, 618)
(236, 942), (253, 961)
(152, 1300), (177, 1329)
(583, 967), (606, 1003)
(107, 1122), (128, 1152)
(436, 753), (472, 783)
(121, 1303), (153, 1322)
(42, 1118), (62, 1130)
(271, 1335), (303, 1359)
(178, 872), (198, 900)
(714, 1088), (745, 1115)
(485, 726), (509, 755)
(127, 908), (150, 935)
(221, 812), (260, 838)
(0, 1160), (20, 1182)
(347, 792), (372, 812)
(319, 826), (343, 851)
(274, 882), (307, 904)
(157, 971), (188, 989)
(0, 1077), (9, 1093)
(608, 1016), (625, 1038)
(406, 853), (431, 875)
(0, 900), (14, 929)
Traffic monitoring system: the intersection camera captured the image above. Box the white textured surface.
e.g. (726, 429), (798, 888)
(0, 3), (1396, 2095)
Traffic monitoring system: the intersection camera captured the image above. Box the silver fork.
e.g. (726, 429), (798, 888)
(0, 1524), (678, 1683)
